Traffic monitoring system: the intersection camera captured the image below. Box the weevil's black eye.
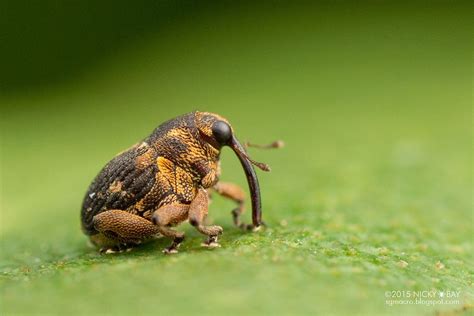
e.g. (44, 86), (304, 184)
(212, 121), (232, 145)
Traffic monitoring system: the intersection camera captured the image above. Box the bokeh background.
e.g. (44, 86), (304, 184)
(1, 1), (472, 315)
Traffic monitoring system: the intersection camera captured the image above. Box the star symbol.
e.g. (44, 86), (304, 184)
(439, 292), (445, 298)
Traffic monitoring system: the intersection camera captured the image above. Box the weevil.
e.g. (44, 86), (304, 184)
(81, 111), (281, 254)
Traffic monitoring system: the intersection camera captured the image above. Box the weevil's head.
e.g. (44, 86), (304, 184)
(194, 111), (270, 228)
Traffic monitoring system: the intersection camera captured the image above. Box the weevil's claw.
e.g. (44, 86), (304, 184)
(249, 223), (266, 232)
(245, 224), (255, 231)
(100, 248), (117, 254)
(163, 248), (179, 254)
(239, 222), (266, 231)
(201, 235), (221, 248)
(236, 222), (264, 231)
(163, 242), (182, 254)
(162, 235), (184, 255)
(232, 208), (255, 231)
(100, 243), (133, 254)
(201, 242), (221, 248)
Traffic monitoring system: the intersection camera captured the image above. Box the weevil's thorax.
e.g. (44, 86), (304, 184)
(146, 112), (223, 183)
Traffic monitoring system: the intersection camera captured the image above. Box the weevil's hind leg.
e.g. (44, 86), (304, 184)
(151, 204), (190, 254)
(189, 188), (223, 248)
(213, 182), (254, 230)
(92, 210), (160, 253)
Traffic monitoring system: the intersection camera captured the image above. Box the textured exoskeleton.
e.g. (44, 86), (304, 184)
(81, 111), (278, 253)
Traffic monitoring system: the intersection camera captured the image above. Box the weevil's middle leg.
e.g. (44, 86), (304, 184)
(189, 188), (223, 248)
(152, 204), (190, 254)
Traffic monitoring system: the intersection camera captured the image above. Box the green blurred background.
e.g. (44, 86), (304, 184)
(1, 1), (472, 315)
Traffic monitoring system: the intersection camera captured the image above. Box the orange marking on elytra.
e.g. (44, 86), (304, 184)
(109, 180), (123, 193)
(136, 148), (155, 169)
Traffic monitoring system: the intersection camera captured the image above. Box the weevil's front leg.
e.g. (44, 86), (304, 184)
(151, 204), (190, 254)
(213, 182), (254, 230)
(188, 188), (223, 248)
(92, 210), (160, 253)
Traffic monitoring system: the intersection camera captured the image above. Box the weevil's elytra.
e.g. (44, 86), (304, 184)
(81, 111), (280, 254)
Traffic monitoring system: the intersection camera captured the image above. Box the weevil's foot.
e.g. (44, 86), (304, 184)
(201, 236), (221, 248)
(236, 223), (255, 231)
(237, 222), (266, 232)
(245, 223), (255, 231)
(162, 247), (179, 254)
(100, 247), (120, 254)
(201, 242), (221, 248)
(100, 243), (136, 254)
(232, 208), (267, 231)
(100, 248), (116, 254)
(162, 237), (183, 255)
(163, 243), (180, 254)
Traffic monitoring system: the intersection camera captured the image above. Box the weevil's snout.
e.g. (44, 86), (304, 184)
(228, 135), (271, 228)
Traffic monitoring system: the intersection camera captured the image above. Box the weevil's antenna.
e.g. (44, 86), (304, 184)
(244, 140), (285, 150)
(234, 148), (271, 172)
